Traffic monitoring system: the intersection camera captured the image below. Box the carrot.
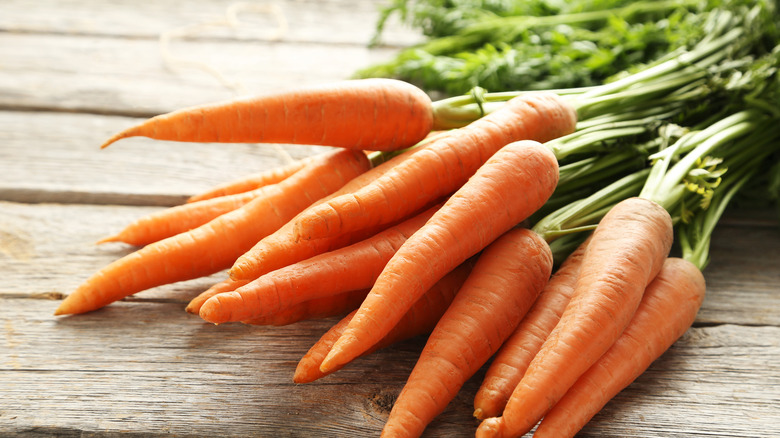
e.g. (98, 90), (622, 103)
(319, 139), (560, 374)
(241, 288), (371, 327)
(532, 257), (706, 438)
(472, 235), (590, 420)
(99, 78), (434, 152)
(474, 196), (673, 438)
(228, 145), (429, 281)
(381, 227), (553, 438)
(293, 260), (475, 384)
(198, 205), (440, 324)
(290, 91), (577, 242)
(185, 277), (251, 315)
(97, 186), (270, 246)
(54, 149), (370, 315)
(186, 157), (311, 203)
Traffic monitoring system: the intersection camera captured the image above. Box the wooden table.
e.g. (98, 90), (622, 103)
(1, 1), (779, 436)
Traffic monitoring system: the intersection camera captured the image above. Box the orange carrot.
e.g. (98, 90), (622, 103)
(472, 235), (590, 420)
(97, 187), (270, 246)
(198, 205), (440, 325)
(293, 260), (475, 384)
(381, 227), (553, 438)
(100, 78), (434, 151)
(54, 149), (370, 315)
(187, 157), (311, 203)
(185, 277), (251, 315)
(319, 139), (560, 373)
(241, 289), (370, 327)
(475, 196), (673, 438)
(291, 91), (577, 242)
(532, 257), (706, 438)
(228, 145), (429, 281)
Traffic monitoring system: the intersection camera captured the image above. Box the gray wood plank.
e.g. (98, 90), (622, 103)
(1, 298), (777, 437)
(0, 0), (421, 47)
(0, 32), (406, 116)
(1, 201), (778, 326)
(0, 110), (329, 205)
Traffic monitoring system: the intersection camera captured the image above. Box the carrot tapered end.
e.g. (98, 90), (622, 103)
(475, 417), (506, 438)
(100, 124), (143, 149)
(318, 334), (360, 374)
(293, 360), (318, 384)
(184, 299), (201, 315)
(228, 260), (255, 281)
(53, 295), (76, 316)
(198, 296), (232, 324)
(95, 234), (120, 245)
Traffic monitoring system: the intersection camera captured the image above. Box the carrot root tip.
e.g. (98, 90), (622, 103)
(95, 234), (120, 245)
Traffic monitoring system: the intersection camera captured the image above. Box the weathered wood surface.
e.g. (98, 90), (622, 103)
(0, 111), (329, 205)
(1, 0), (779, 437)
(3, 201), (779, 326)
(2, 298), (778, 438)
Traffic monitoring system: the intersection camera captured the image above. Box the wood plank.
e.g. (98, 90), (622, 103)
(0, 32), (406, 116)
(0, 0), (421, 47)
(2, 201), (779, 326)
(1, 298), (777, 437)
(698, 223), (780, 326)
(0, 110), (329, 205)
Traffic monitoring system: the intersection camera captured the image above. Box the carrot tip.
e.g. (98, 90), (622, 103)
(475, 417), (505, 438)
(473, 408), (485, 420)
(95, 234), (120, 245)
(53, 302), (69, 316)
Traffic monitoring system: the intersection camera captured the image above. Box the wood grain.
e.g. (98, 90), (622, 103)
(0, 32), (404, 116)
(0, 0), (422, 46)
(2, 201), (778, 325)
(0, 111), (328, 205)
(1, 0), (778, 436)
(2, 299), (777, 437)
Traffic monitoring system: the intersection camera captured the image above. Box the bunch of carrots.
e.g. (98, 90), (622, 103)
(56, 3), (780, 436)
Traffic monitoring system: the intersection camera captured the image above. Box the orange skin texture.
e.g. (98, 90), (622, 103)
(100, 78), (434, 152)
(186, 157), (309, 203)
(55, 149), (370, 315)
(185, 277), (251, 315)
(240, 289), (371, 327)
(228, 145), (426, 282)
(476, 197), (674, 438)
(320, 139), (560, 377)
(381, 228), (554, 438)
(291, 92), (578, 243)
(198, 206), (439, 325)
(532, 257), (705, 438)
(293, 260), (475, 384)
(473, 235), (590, 420)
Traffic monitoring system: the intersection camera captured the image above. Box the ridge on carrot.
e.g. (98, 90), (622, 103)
(533, 257), (706, 437)
(294, 260), (475, 384)
(228, 145), (430, 281)
(319, 139), (560, 374)
(241, 288), (371, 327)
(381, 227), (553, 438)
(54, 149), (370, 316)
(473, 235), (590, 420)
(97, 185), (272, 247)
(185, 277), (251, 315)
(186, 156), (311, 203)
(290, 91), (577, 243)
(476, 196), (673, 437)
(198, 205), (440, 325)
(99, 78), (434, 151)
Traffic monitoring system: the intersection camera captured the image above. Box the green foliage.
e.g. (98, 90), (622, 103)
(362, 0), (720, 95)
